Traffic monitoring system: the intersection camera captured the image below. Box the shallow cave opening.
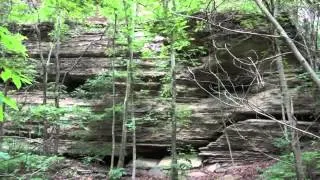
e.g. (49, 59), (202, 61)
(103, 155), (133, 167)
(63, 78), (87, 93)
(101, 146), (170, 167)
(136, 146), (170, 159)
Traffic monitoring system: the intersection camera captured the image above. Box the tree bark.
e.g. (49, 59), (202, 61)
(270, 1), (305, 179)
(254, 0), (320, 89)
(53, 13), (61, 154)
(0, 122), (3, 151)
(131, 73), (136, 180)
(54, 15), (61, 109)
(170, 3), (178, 179)
(170, 42), (178, 180)
(0, 82), (9, 151)
(132, 4), (138, 180)
(110, 12), (117, 171)
(275, 42), (305, 180)
(118, 0), (134, 168)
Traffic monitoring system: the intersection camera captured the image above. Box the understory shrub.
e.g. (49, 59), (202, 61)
(262, 151), (320, 180)
(0, 152), (63, 179)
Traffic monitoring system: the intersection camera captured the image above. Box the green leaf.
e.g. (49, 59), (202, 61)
(12, 74), (22, 89)
(0, 152), (10, 160)
(1, 68), (12, 82)
(0, 104), (3, 122)
(3, 96), (18, 110)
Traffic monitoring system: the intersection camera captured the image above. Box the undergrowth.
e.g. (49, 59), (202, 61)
(262, 151), (320, 180)
(0, 152), (63, 179)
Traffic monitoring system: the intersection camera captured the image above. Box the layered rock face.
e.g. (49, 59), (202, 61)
(6, 16), (320, 163)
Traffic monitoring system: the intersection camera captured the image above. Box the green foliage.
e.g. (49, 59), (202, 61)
(3, 0), (95, 24)
(239, 16), (266, 29)
(81, 155), (103, 165)
(272, 135), (291, 153)
(49, 22), (70, 41)
(297, 72), (320, 89)
(215, 0), (260, 13)
(7, 105), (102, 127)
(0, 152), (63, 178)
(30, 105), (67, 123)
(0, 25), (33, 121)
(108, 168), (126, 180)
(0, 151), (10, 160)
(262, 151), (320, 180)
(176, 105), (192, 127)
(3, 137), (37, 155)
(72, 71), (126, 99)
(0, 26), (27, 56)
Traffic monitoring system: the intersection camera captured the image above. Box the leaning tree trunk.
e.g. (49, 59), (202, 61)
(254, 0), (320, 89)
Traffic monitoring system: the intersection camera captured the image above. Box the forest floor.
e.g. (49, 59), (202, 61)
(50, 158), (275, 180)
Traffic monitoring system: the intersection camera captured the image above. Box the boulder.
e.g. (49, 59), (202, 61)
(158, 156), (202, 169)
(127, 158), (159, 170)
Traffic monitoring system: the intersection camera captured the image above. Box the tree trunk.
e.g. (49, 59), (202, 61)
(35, 19), (48, 105)
(275, 42), (305, 179)
(0, 122), (3, 151)
(254, 0), (320, 89)
(110, 12), (117, 171)
(43, 120), (49, 154)
(170, 39), (178, 180)
(131, 76), (136, 180)
(53, 13), (61, 155)
(54, 15), (61, 109)
(269, 1), (305, 178)
(0, 82), (9, 150)
(118, 0), (134, 168)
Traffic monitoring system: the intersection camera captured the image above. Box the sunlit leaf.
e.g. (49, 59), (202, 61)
(0, 104), (3, 122)
(12, 74), (22, 89)
(1, 68), (11, 82)
(2, 96), (18, 110)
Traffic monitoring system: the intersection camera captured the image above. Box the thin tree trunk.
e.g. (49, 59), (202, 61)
(53, 13), (61, 154)
(275, 45), (305, 179)
(162, 0), (178, 179)
(0, 82), (9, 150)
(110, 12), (117, 171)
(254, 0), (320, 89)
(223, 118), (234, 167)
(54, 15), (61, 108)
(131, 75), (136, 180)
(131, 4), (139, 179)
(0, 122), (3, 151)
(170, 39), (178, 180)
(43, 120), (49, 154)
(53, 125), (60, 154)
(35, 19), (48, 104)
(118, 0), (134, 168)
(117, 63), (129, 168)
(270, 1), (305, 179)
